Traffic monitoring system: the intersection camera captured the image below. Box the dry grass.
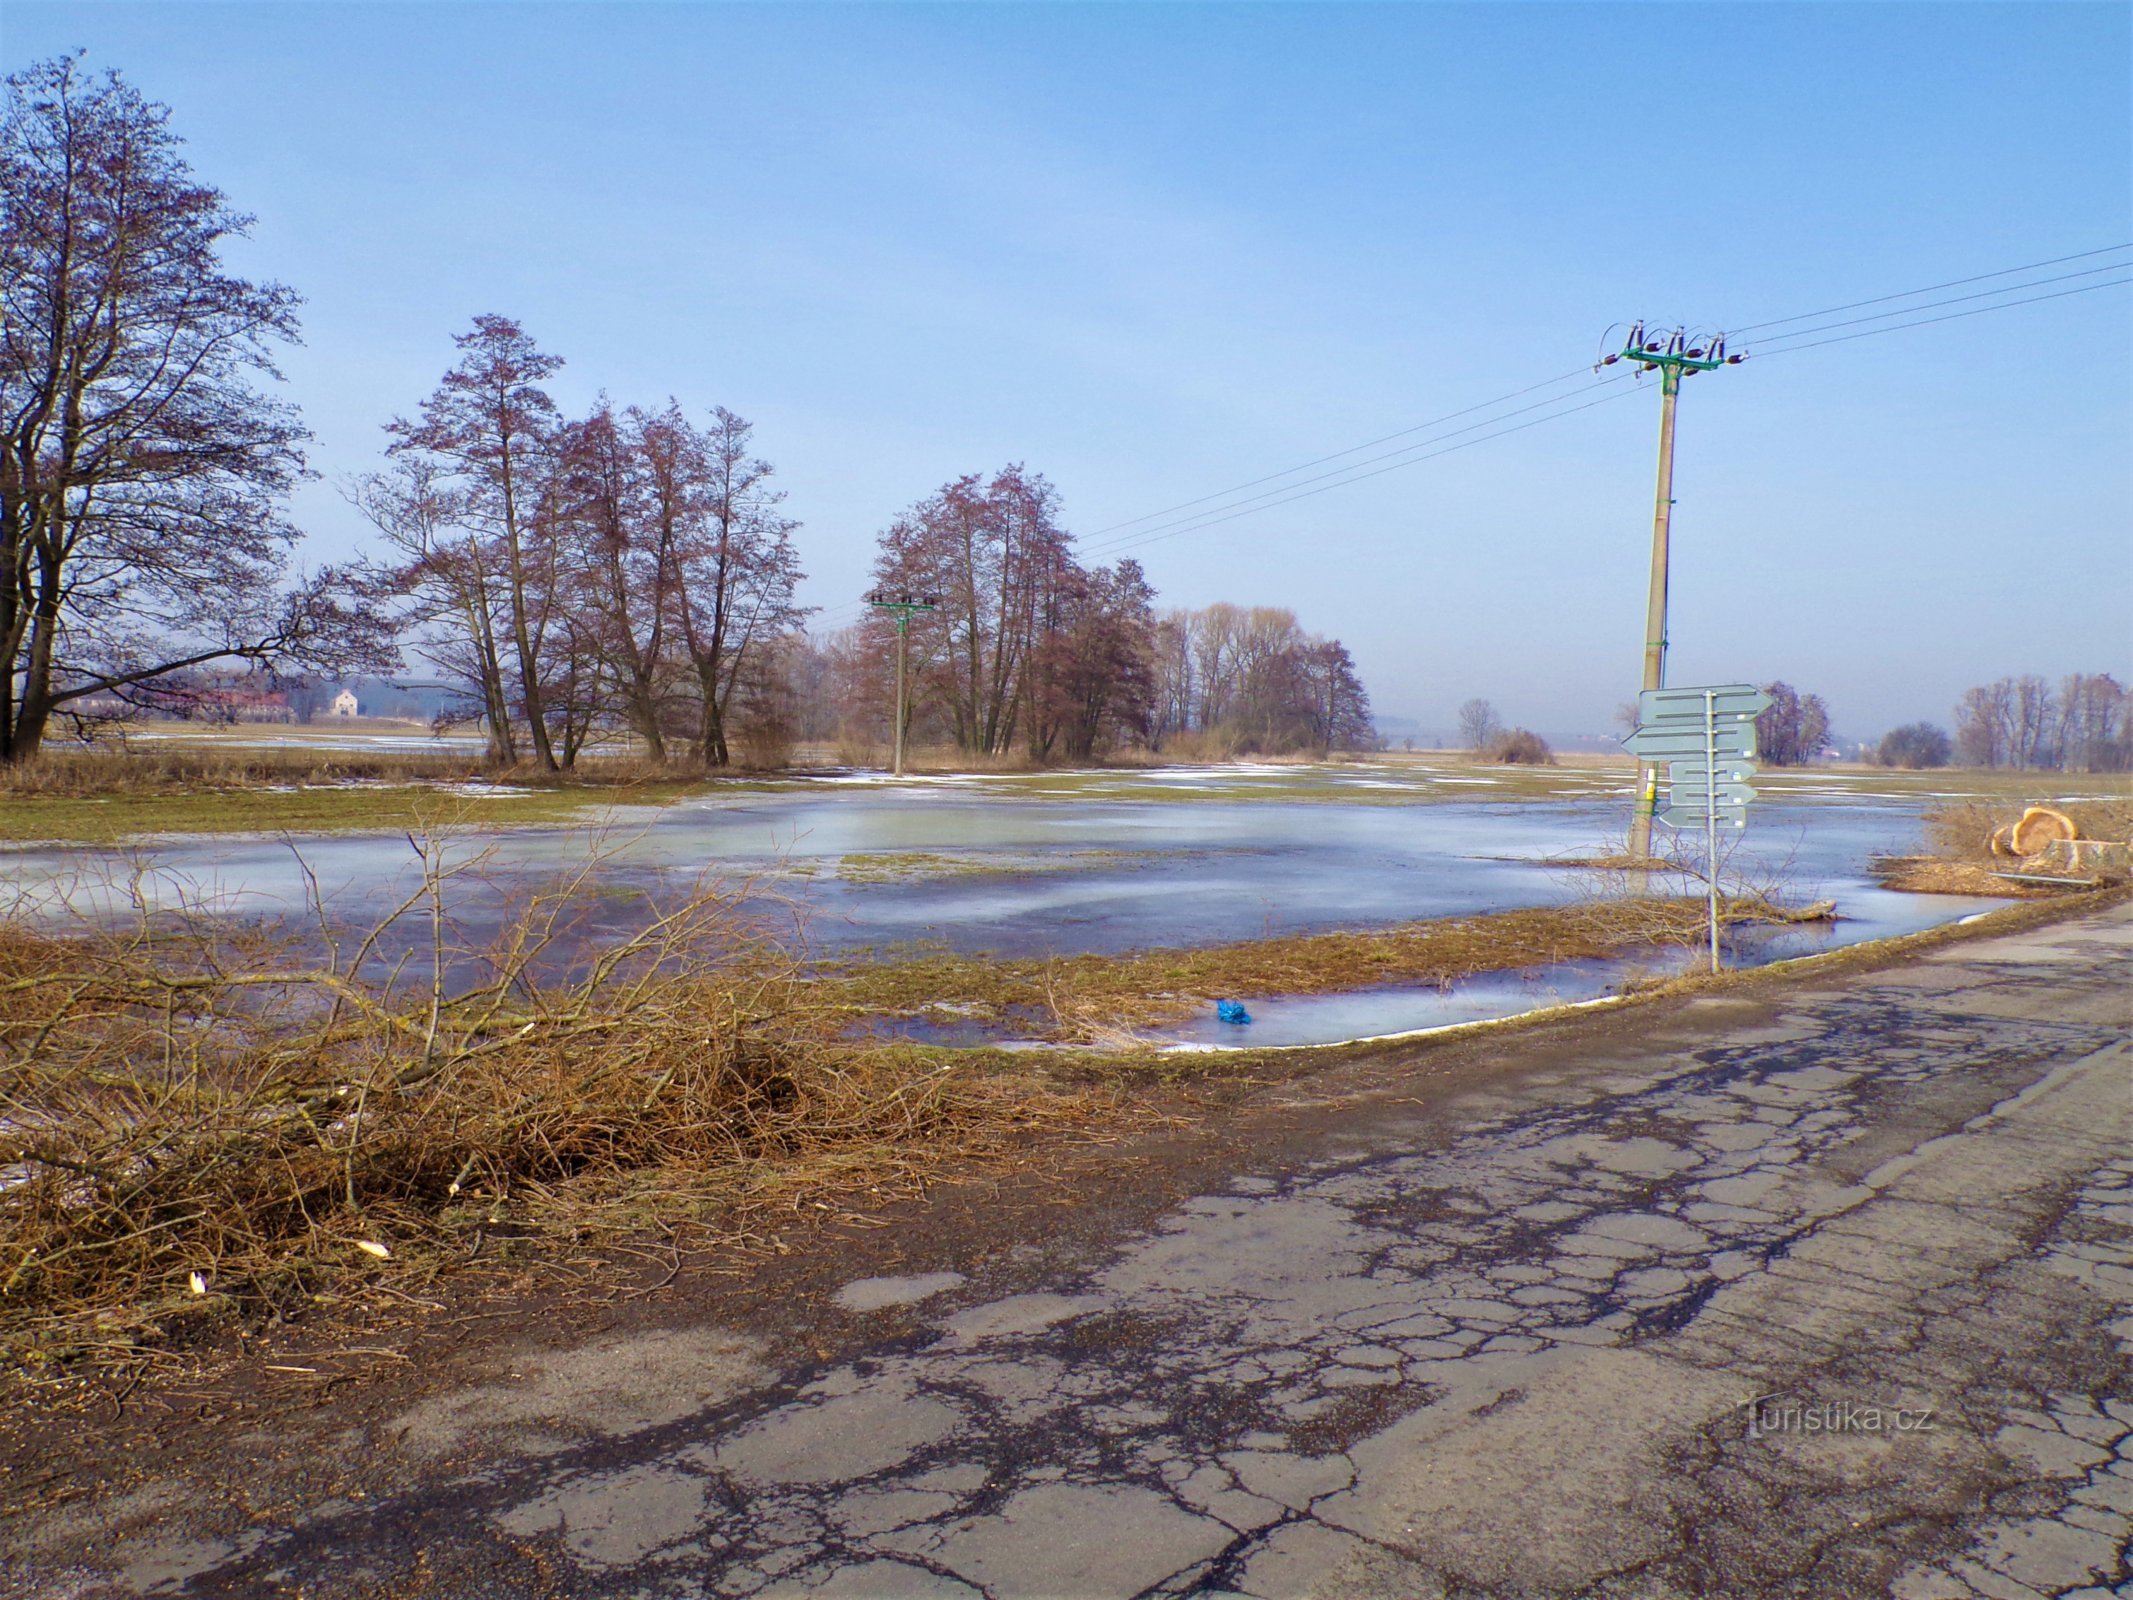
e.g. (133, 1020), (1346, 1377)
(0, 745), (482, 796)
(0, 745), (755, 796)
(1483, 728), (1554, 766)
(0, 853), (1114, 1371)
(1882, 796), (2133, 894)
(0, 747), (777, 843)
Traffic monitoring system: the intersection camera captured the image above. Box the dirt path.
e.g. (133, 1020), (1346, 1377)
(8, 904), (2130, 1599)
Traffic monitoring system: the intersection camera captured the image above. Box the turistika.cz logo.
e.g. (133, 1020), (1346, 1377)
(1741, 1392), (1937, 1440)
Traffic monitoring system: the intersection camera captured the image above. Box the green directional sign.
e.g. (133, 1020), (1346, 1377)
(1621, 722), (1757, 762)
(1638, 683), (1771, 726)
(1666, 780), (1758, 813)
(1666, 761), (1756, 787)
(1660, 803), (1749, 831)
(1630, 683), (1774, 973)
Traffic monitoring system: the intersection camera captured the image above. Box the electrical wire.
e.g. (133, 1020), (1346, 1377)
(1064, 245), (2133, 567)
(1081, 363), (1601, 539)
(1740, 262), (2132, 350)
(1078, 370), (1635, 559)
(1728, 242), (2129, 335)
(1096, 385), (1643, 557)
(1746, 274), (2131, 358)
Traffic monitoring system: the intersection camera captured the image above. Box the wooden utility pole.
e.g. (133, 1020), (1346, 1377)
(866, 591), (938, 777)
(1603, 324), (1740, 858)
(1630, 368), (1682, 860)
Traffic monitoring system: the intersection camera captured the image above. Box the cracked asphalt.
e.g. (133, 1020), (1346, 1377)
(14, 904), (2132, 1600)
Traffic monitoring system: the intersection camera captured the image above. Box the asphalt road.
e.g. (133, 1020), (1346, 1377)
(15, 904), (2132, 1600)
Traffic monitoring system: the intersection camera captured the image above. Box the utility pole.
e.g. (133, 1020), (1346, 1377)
(1603, 323), (1741, 858)
(865, 591), (938, 777)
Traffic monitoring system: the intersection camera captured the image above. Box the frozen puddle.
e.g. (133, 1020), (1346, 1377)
(846, 880), (2013, 1053)
(1160, 958), (1663, 1050)
(1138, 886), (2012, 1052)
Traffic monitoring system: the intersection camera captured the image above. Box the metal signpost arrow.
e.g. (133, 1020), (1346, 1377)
(1664, 780), (1758, 815)
(1634, 684), (1772, 727)
(1619, 725), (1757, 762)
(1620, 683), (1772, 974)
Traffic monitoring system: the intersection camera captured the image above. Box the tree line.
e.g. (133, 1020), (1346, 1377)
(0, 55), (1376, 769)
(1874, 674), (2126, 771)
(649, 473), (1375, 766)
(351, 316), (807, 770)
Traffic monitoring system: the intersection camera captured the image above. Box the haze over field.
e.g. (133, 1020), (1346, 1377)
(3, 2), (2127, 740)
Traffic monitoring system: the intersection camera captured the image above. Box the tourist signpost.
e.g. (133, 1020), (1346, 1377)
(1622, 683), (1772, 974)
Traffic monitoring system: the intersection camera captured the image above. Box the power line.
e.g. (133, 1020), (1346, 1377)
(1070, 247), (2133, 564)
(1097, 385), (1642, 557)
(799, 245), (2133, 632)
(1747, 274), (2131, 357)
(1081, 363), (1600, 539)
(1742, 262), (2133, 350)
(1729, 243), (2131, 335)
(1078, 371), (1635, 559)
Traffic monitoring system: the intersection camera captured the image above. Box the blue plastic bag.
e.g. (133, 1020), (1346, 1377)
(1216, 999), (1252, 1025)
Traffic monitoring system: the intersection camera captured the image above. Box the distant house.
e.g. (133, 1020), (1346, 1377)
(330, 689), (360, 718)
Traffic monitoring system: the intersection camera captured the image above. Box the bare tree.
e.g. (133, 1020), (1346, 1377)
(873, 465), (1073, 756)
(672, 408), (806, 768)
(389, 316), (566, 770)
(1877, 722), (1951, 769)
(1147, 609), (1195, 751)
(1458, 698), (1503, 752)
(1954, 679), (2015, 768)
(554, 401), (675, 759)
(789, 623), (883, 756)
(1950, 672), (2127, 772)
(1305, 639), (1375, 755)
(350, 459), (516, 762)
(0, 55), (386, 762)
(1190, 602), (1243, 730)
(2010, 673), (2057, 769)
(2060, 673), (2128, 773)
(1135, 601), (1374, 757)
(1024, 559), (1156, 761)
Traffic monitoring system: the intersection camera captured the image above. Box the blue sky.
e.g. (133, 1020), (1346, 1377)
(8, 2), (2128, 739)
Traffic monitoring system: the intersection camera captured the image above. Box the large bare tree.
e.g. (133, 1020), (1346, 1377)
(1023, 558), (1155, 761)
(388, 316), (566, 770)
(0, 55), (382, 762)
(1754, 682), (1832, 767)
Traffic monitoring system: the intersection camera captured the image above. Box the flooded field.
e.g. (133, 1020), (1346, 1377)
(1, 762), (2017, 1047)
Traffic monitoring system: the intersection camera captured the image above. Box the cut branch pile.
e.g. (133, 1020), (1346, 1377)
(0, 846), (1102, 1368)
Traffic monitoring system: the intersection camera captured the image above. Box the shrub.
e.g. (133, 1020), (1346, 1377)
(1878, 722), (1952, 769)
(1485, 728), (1553, 765)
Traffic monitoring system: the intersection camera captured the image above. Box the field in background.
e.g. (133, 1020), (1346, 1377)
(3, 725), (2127, 846)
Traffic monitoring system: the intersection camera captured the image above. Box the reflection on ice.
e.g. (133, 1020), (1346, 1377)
(0, 784), (2010, 1048)
(1147, 893), (2008, 1050)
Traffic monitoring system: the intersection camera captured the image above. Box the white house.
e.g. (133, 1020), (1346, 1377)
(329, 689), (360, 718)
